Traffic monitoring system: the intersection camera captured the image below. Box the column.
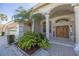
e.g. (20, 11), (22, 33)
(16, 22), (24, 39)
(32, 19), (34, 32)
(45, 13), (50, 40)
(73, 4), (79, 55)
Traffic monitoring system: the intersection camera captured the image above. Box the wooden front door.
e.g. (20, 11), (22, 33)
(56, 26), (69, 38)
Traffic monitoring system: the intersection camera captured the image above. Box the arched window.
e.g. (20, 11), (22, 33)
(55, 19), (69, 23)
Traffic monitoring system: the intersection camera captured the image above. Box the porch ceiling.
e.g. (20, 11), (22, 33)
(49, 4), (74, 18)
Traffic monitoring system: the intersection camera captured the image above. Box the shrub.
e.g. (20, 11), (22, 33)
(2, 32), (5, 36)
(7, 35), (15, 44)
(18, 31), (51, 50)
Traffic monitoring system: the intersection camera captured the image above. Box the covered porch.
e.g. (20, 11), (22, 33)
(32, 4), (75, 46)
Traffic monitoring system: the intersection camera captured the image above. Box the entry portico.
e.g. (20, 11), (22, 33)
(32, 4), (74, 40)
(31, 3), (79, 55)
(73, 4), (79, 55)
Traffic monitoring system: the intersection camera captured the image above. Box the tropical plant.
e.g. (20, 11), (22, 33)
(37, 39), (50, 48)
(7, 35), (15, 44)
(31, 13), (45, 32)
(12, 7), (32, 23)
(18, 31), (37, 49)
(0, 13), (7, 21)
(12, 7), (32, 33)
(0, 13), (7, 33)
(13, 7), (45, 22)
(36, 33), (50, 49)
(31, 13), (45, 21)
(18, 31), (50, 50)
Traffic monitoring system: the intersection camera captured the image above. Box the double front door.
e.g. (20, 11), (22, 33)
(56, 25), (69, 38)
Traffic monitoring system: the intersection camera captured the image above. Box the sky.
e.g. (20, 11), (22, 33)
(0, 3), (37, 24)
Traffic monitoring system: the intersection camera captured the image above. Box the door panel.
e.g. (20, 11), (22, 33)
(56, 26), (69, 38)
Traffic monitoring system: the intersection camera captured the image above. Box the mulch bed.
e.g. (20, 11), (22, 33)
(15, 43), (39, 55)
(22, 45), (39, 55)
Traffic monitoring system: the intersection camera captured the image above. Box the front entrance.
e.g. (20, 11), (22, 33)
(56, 25), (69, 38)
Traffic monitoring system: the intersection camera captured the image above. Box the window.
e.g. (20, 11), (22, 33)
(43, 22), (46, 32)
(43, 21), (51, 33)
(49, 21), (51, 33)
(55, 19), (69, 23)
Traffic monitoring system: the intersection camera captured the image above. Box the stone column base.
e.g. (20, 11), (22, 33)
(74, 43), (79, 55)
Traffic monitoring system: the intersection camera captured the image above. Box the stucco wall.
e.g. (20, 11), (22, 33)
(24, 23), (31, 32)
(38, 13), (75, 40)
(33, 4), (71, 14)
(32, 3), (75, 41)
(50, 14), (75, 40)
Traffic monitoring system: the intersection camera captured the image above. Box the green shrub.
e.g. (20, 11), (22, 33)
(18, 31), (51, 49)
(2, 32), (5, 36)
(7, 35), (15, 44)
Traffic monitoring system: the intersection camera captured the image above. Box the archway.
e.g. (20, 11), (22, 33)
(55, 19), (70, 38)
(48, 4), (75, 44)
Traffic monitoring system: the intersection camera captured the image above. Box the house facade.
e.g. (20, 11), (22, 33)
(4, 3), (79, 55)
(30, 3), (79, 55)
(5, 21), (19, 40)
(5, 20), (31, 41)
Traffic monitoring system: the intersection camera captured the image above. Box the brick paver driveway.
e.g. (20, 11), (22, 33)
(0, 36), (24, 56)
(0, 45), (25, 56)
(0, 36), (8, 46)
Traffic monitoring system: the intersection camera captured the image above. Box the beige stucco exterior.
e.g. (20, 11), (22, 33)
(31, 3), (79, 55)
(3, 3), (79, 55)
(5, 20), (31, 40)
(31, 3), (75, 40)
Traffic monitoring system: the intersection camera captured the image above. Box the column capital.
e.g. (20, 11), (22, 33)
(44, 12), (50, 18)
(43, 10), (50, 15)
(44, 12), (50, 15)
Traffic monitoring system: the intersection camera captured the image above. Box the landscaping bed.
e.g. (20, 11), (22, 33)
(16, 31), (51, 55)
(22, 45), (39, 55)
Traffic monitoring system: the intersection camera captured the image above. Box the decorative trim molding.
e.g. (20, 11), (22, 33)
(55, 19), (69, 23)
(72, 4), (79, 7)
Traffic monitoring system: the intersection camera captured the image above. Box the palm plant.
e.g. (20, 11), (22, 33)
(0, 13), (7, 22)
(12, 7), (32, 35)
(31, 13), (45, 32)
(12, 7), (45, 33)
(31, 13), (45, 21)
(12, 7), (32, 23)
(0, 13), (7, 33)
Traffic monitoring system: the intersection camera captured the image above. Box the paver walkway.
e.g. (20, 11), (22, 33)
(46, 43), (76, 56)
(0, 36), (77, 56)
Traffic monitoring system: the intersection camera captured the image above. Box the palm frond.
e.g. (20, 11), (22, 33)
(0, 13), (8, 21)
(12, 7), (32, 23)
(31, 13), (45, 21)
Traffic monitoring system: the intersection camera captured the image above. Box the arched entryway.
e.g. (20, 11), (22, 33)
(55, 19), (70, 38)
(49, 4), (75, 45)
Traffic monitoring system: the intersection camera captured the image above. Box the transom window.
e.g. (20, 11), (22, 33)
(55, 19), (69, 23)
